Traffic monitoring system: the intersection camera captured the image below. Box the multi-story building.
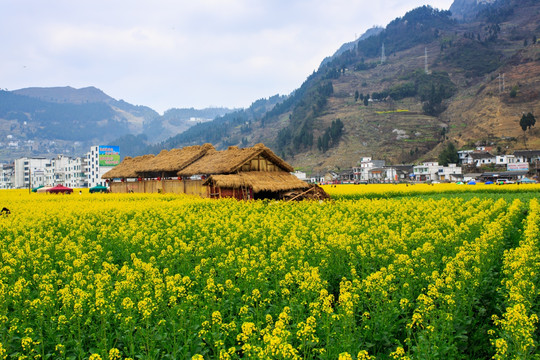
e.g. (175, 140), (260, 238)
(66, 156), (88, 188)
(353, 157), (386, 181)
(87, 145), (120, 188)
(9, 145), (118, 190)
(413, 162), (462, 182)
(0, 164), (14, 189)
(14, 157), (51, 189)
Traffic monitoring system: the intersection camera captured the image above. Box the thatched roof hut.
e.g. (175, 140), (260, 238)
(203, 171), (309, 193)
(136, 143), (214, 177)
(177, 143), (293, 176)
(102, 154), (155, 179)
(101, 143), (326, 200)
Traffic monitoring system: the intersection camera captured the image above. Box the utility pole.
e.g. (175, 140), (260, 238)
(425, 47), (429, 74)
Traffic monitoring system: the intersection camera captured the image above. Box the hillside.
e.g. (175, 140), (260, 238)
(0, 87), (234, 161)
(159, 0), (539, 173)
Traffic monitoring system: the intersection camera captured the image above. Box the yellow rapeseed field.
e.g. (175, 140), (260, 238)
(0, 185), (539, 359)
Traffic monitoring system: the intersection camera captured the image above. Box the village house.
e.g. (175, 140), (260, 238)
(103, 144), (324, 200)
(413, 162), (462, 182)
(513, 150), (540, 165)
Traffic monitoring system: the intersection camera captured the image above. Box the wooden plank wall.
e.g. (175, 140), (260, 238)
(109, 180), (208, 197)
(241, 155), (278, 172)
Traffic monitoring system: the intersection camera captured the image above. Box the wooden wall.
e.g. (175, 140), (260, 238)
(110, 179), (207, 197)
(240, 155), (279, 172)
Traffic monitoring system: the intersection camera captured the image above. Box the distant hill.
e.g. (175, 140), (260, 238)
(13, 86), (114, 104)
(0, 87), (233, 161)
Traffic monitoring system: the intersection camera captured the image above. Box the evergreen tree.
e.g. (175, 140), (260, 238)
(438, 142), (459, 166)
(519, 112), (536, 131)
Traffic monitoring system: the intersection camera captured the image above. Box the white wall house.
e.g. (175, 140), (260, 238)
(496, 154), (516, 165)
(513, 150), (540, 164)
(469, 152), (496, 167)
(413, 162), (462, 182)
(292, 170), (307, 181)
(458, 150), (474, 165)
(353, 158), (386, 181)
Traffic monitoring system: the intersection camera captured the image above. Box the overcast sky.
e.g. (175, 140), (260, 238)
(1, 0), (454, 114)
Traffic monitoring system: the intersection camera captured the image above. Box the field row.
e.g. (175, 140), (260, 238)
(0, 190), (539, 359)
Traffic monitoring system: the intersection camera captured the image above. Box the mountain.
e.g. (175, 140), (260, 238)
(147, 0), (539, 173)
(143, 107), (237, 143)
(449, 0), (496, 21)
(0, 87), (233, 161)
(319, 27), (384, 68)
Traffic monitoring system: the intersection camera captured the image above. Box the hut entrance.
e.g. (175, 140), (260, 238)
(253, 190), (281, 200)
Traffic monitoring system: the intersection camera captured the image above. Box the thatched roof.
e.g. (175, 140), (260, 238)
(101, 154), (155, 179)
(178, 143), (293, 176)
(136, 143), (214, 174)
(203, 171), (309, 192)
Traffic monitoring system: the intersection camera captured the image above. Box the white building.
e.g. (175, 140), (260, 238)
(0, 164), (14, 189)
(87, 145), (120, 188)
(9, 145), (116, 189)
(292, 170), (307, 181)
(496, 154), (516, 166)
(513, 150), (540, 164)
(353, 157), (386, 181)
(65, 157), (88, 188)
(467, 152), (496, 167)
(413, 162), (462, 182)
(458, 150), (474, 164)
(14, 157), (51, 189)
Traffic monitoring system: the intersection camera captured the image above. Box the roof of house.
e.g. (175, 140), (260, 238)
(101, 154), (155, 179)
(469, 152), (495, 159)
(177, 143), (293, 176)
(513, 150), (540, 157)
(203, 171), (309, 192)
(136, 143), (214, 174)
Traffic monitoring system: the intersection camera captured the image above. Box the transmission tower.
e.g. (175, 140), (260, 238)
(381, 43), (386, 64)
(498, 73), (506, 93)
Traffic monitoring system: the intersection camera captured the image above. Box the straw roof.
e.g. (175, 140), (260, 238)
(101, 154), (155, 179)
(203, 171), (309, 192)
(178, 143), (293, 176)
(136, 143), (214, 174)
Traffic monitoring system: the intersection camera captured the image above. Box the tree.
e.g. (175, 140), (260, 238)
(354, 90), (359, 102)
(438, 142), (459, 166)
(519, 112), (536, 131)
(509, 85), (518, 98)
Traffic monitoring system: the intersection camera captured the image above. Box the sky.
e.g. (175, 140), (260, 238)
(1, 0), (454, 114)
